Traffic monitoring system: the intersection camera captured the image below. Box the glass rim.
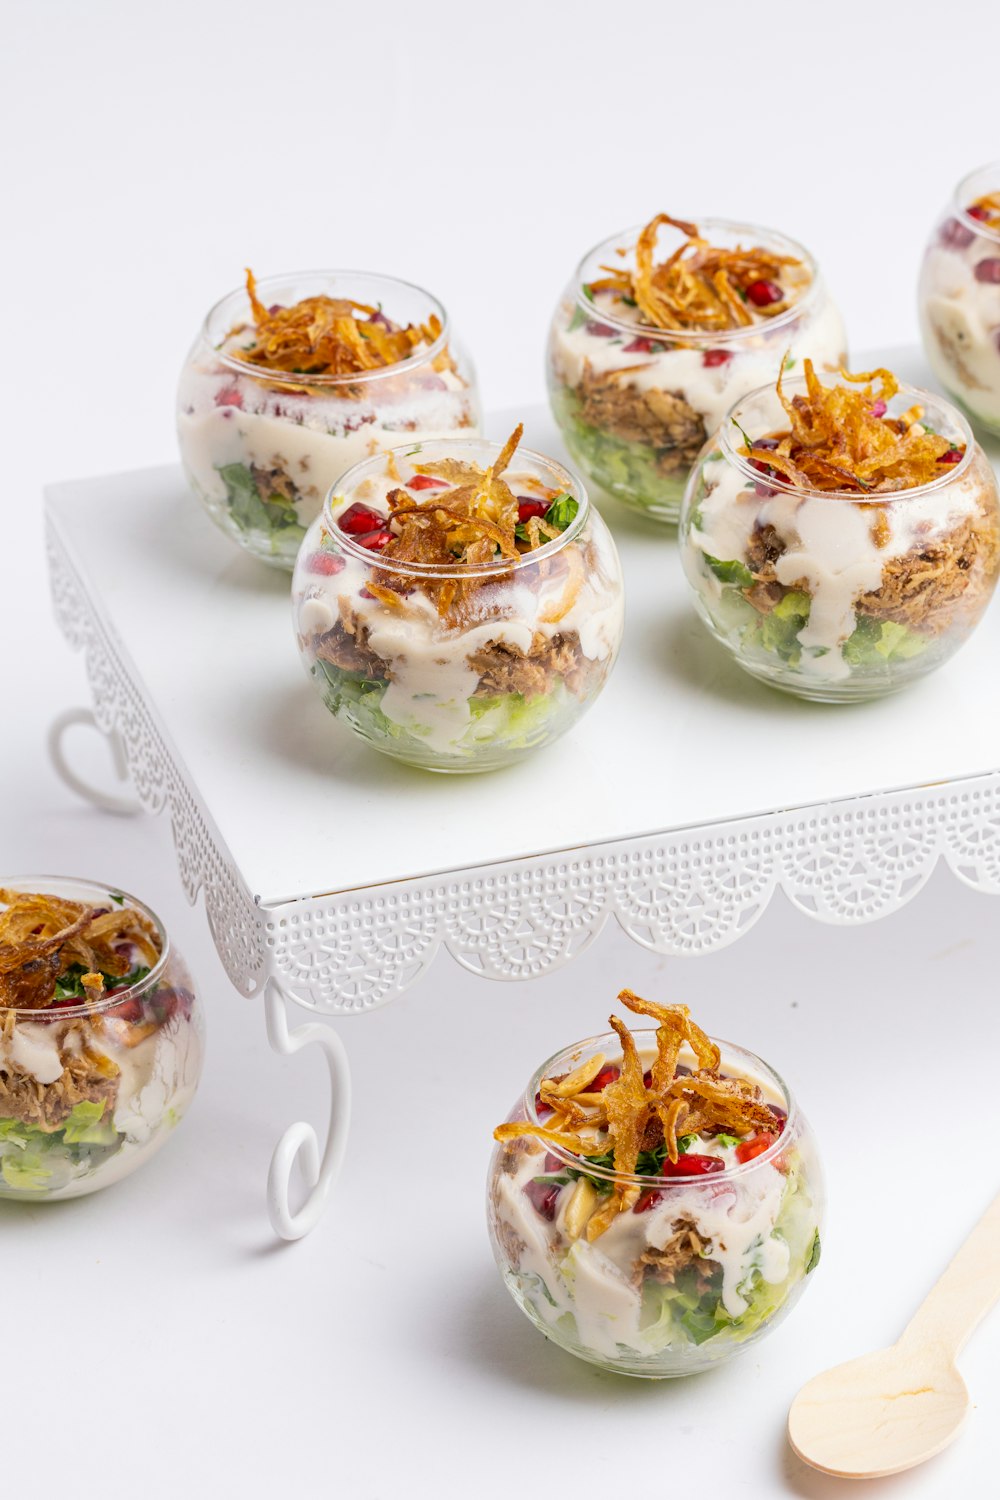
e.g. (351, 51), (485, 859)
(718, 373), (976, 502)
(520, 1028), (797, 1187)
(203, 268), (451, 388)
(952, 162), (1000, 245)
(0, 875), (170, 1019)
(571, 217), (822, 342)
(320, 437), (591, 578)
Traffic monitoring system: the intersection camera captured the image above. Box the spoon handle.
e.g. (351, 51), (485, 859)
(900, 1190), (1000, 1357)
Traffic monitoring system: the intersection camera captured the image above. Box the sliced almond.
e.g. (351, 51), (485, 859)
(540, 1052), (606, 1099)
(563, 1177), (599, 1239)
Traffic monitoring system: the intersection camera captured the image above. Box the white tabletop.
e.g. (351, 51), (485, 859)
(45, 351), (1000, 908)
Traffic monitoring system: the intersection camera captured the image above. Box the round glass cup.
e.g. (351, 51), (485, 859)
(679, 374), (1000, 702)
(487, 1029), (823, 1378)
(918, 163), (1000, 438)
(176, 270), (482, 570)
(292, 437), (625, 773)
(546, 219), (847, 525)
(0, 877), (204, 1202)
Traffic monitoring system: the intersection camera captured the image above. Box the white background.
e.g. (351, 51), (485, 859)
(5, 3), (1000, 1496)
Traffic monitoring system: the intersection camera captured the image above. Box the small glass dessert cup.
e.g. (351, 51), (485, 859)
(547, 214), (847, 524)
(292, 429), (624, 773)
(0, 878), (204, 1201)
(487, 1005), (823, 1379)
(918, 163), (1000, 437)
(680, 370), (1000, 702)
(177, 269), (481, 569)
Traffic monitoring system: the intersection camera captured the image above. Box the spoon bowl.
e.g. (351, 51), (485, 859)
(788, 1342), (970, 1478)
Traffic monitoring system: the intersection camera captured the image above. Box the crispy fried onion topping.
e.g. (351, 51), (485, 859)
(735, 360), (967, 494)
(364, 423), (578, 621)
(226, 268), (443, 378)
(493, 988), (782, 1238)
(0, 889), (162, 1010)
(966, 192), (1000, 230)
(588, 212), (804, 332)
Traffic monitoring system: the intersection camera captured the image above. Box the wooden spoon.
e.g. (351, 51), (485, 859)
(788, 1191), (1000, 1479)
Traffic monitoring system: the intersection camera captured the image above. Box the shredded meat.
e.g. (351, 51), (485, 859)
(745, 522), (786, 573)
(0, 1018), (120, 1131)
(637, 1217), (719, 1290)
(856, 510), (1000, 634)
(468, 631), (598, 700)
(577, 367), (706, 473)
(313, 599), (392, 679)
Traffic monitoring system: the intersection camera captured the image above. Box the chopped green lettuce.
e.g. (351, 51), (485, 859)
(0, 1105), (123, 1194)
(217, 462), (306, 554)
(550, 385), (687, 519)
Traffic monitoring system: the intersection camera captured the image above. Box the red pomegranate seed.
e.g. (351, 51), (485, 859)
(535, 1091), (553, 1119)
(358, 586), (375, 600)
(968, 204), (991, 222)
(338, 502), (384, 534)
(305, 550), (345, 576)
(735, 1133), (774, 1165)
(588, 1064), (621, 1092)
(703, 348), (734, 367)
(752, 437), (780, 452)
(215, 385), (244, 409)
(586, 320), (617, 337)
(624, 335), (655, 354)
(633, 1188), (663, 1214)
(974, 258), (1000, 283)
(746, 279), (783, 308)
(408, 474), (449, 491)
(525, 1179), (560, 1221)
(870, 399), (887, 419)
(108, 997), (144, 1024)
(662, 1154), (725, 1178)
(937, 447), (964, 464)
(517, 498), (549, 524)
(356, 528), (393, 551)
(543, 1152), (563, 1173)
(941, 218), (975, 250)
(769, 1105), (788, 1133)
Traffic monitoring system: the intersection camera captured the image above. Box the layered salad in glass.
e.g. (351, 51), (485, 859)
(548, 213), (846, 522)
(680, 361), (1000, 700)
(488, 989), (822, 1377)
(919, 164), (1000, 436)
(293, 424), (624, 772)
(0, 880), (204, 1200)
(178, 269), (480, 568)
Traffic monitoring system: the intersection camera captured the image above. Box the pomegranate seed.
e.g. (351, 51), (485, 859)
(358, 587), (375, 600)
(703, 348), (734, 367)
(968, 204), (991, 222)
(974, 258), (1000, 283)
(543, 1152), (563, 1173)
(752, 437), (780, 452)
(937, 448), (963, 464)
(338, 502), (384, 534)
(517, 498), (549, 524)
(525, 1179), (560, 1221)
(940, 218), (975, 250)
(159, 986), (195, 1020)
(870, 399), (887, 418)
(407, 474), (449, 491)
(586, 321), (617, 337)
(215, 385), (244, 409)
(369, 310), (392, 329)
(624, 335), (655, 354)
(735, 1133), (774, 1165)
(535, 1091), (553, 1119)
(769, 1105), (788, 1133)
(305, 550), (345, 576)
(588, 1064), (621, 1092)
(108, 997), (144, 1024)
(356, 528), (393, 551)
(633, 1189), (663, 1214)
(746, 279), (783, 308)
(662, 1154), (725, 1178)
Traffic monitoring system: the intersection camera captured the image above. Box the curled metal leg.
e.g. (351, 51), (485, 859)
(264, 978), (351, 1240)
(48, 707), (142, 816)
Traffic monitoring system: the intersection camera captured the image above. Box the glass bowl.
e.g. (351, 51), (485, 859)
(679, 376), (1000, 701)
(0, 878), (204, 1201)
(177, 270), (481, 570)
(547, 219), (847, 525)
(918, 163), (1000, 438)
(292, 437), (625, 772)
(487, 1029), (823, 1379)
